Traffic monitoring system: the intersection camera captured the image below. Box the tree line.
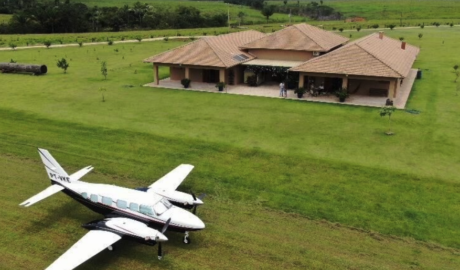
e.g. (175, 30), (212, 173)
(0, 1), (228, 34)
(223, 0), (341, 20)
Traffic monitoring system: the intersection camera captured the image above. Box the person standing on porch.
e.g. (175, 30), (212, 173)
(279, 82), (285, 97)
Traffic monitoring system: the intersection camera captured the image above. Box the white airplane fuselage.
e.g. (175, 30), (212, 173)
(55, 180), (205, 232)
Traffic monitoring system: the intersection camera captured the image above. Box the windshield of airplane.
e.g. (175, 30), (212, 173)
(153, 198), (172, 215)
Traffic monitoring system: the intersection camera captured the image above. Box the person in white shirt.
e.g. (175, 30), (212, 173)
(279, 82), (285, 97)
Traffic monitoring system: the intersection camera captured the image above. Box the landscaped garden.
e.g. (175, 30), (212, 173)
(0, 26), (459, 269)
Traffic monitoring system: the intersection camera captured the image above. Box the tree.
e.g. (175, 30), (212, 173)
(380, 106), (396, 135)
(418, 33), (423, 39)
(389, 24), (396, 30)
(9, 43), (17, 50)
(261, 5), (275, 23)
(44, 41), (52, 48)
(283, 0), (287, 6)
(99, 87), (106, 102)
(399, 37), (405, 41)
(339, 28), (344, 32)
(237, 11), (245, 26)
(356, 26), (361, 32)
(101, 61), (108, 79)
(56, 58), (69, 73)
(454, 65), (459, 83)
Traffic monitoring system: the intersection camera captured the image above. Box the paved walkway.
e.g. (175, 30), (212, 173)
(145, 78), (415, 109)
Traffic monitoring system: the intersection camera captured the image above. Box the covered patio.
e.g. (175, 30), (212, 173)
(144, 71), (416, 108)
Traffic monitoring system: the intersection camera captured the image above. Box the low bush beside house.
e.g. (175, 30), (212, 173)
(246, 75), (257, 87)
(215, 82), (226, 91)
(181, 78), (191, 88)
(294, 87), (306, 98)
(335, 89), (349, 102)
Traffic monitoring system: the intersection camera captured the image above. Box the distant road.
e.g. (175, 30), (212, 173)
(1, 24), (458, 51)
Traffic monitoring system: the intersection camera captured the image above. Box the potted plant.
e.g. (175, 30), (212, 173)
(216, 82), (226, 91)
(294, 87), (306, 98)
(335, 89), (349, 102)
(181, 78), (191, 88)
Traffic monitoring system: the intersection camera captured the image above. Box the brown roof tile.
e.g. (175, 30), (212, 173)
(144, 30), (266, 68)
(240, 23), (349, 52)
(290, 32), (420, 78)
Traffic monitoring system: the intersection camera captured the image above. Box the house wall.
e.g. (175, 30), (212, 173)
(248, 49), (314, 61)
(189, 68), (203, 82)
(348, 79), (391, 96)
(170, 67), (185, 80)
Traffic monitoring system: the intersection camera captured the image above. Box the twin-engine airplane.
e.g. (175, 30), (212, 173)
(20, 149), (205, 270)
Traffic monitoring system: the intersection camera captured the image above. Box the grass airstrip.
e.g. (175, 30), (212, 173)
(0, 27), (460, 269)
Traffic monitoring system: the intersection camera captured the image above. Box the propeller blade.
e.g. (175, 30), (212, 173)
(191, 191), (197, 201)
(198, 193), (206, 200)
(158, 242), (162, 258)
(162, 218), (171, 234)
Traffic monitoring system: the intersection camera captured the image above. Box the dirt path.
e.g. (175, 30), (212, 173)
(0, 36), (206, 51)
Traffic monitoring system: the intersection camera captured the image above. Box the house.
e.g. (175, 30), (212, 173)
(144, 23), (419, 102)
(290, 31), (420, 98)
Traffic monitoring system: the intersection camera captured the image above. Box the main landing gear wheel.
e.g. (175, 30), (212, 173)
(183, 232), (191, 244)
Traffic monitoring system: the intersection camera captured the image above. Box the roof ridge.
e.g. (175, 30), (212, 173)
(143, 38), (205, 63)
(293, 24), (323, 50)
(354, 34), (404, 77)
(203, 37), (228, 67)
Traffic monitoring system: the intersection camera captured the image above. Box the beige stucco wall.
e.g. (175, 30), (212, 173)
(349, 79), (391, 96)
(189, 68), (203, 82)
(170, 67), (185, 80)
(248, 49), (314, 61)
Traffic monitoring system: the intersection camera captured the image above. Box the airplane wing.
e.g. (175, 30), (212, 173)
(19, 185), (64, 207)
(148, 164), (194, 192)
(46, 230), (121, 270)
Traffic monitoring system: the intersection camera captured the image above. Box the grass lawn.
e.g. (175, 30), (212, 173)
(1, 154), (459, 269)
(0, 27), (460, 267)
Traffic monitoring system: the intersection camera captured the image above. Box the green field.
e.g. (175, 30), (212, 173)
(73, 0), (304, 25)
(0, 26), (460, 268)
(0, 14), (11, 23)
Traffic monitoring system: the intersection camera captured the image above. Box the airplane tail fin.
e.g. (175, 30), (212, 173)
(38, 148), (71, 183)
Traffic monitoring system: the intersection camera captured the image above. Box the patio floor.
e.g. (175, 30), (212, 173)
(144, 69), (418, 109)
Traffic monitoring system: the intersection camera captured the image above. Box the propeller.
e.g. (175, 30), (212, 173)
(191, 192), (206, 214)
(157, 218), (171, 260)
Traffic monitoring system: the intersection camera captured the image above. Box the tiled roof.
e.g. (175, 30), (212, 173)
(240, 23), (349, 52)
(144, 30), (266, 68)
(290, 32), (420, 78)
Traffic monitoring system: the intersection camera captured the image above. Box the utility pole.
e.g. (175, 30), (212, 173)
(289, 8), (292, 24)
(228, 3), (230, 29)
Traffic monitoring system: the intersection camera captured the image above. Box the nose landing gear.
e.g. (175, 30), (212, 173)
(183, 231), (191, 244)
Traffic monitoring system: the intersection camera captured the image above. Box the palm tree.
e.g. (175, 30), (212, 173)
(237, 12), (245, 26)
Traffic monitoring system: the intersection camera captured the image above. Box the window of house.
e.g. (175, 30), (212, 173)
(81, 192), (88, 199)
(90, 194), (98, 203)
(129, 202), (139, 212)
(139, 204), (154, 216)
(117, 200), (128, 209)
(102, 197), (113, 205)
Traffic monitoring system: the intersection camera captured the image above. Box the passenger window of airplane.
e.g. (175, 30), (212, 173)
(81, 192), (88, 199)
(117, 200), (127, 209)
(90, 194), (98, 203)
(129, 202), (139, 212)
(102, 197), (113, 205)
(139, 204), (154, 216)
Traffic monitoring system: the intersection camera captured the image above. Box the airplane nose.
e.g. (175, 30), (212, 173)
(194, 198), (204, 205)
(190, 214), (205, 230)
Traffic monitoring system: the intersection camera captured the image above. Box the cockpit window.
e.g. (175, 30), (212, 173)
(139, 204), (154, 216)
(153, 198), (172, 215)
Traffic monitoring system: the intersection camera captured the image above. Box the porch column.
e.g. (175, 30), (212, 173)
(153, 64), (159, 85)
(298, 73), (304, 88)
(388, 80), (397, 98)
(219, 68), (225, 83)
(342, 76), (348, 90)
(185, 67), (190, 79)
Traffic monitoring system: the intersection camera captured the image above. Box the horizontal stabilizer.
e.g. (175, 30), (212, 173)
(19, 185), (64, 207)
(70, 166), (94, 181)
